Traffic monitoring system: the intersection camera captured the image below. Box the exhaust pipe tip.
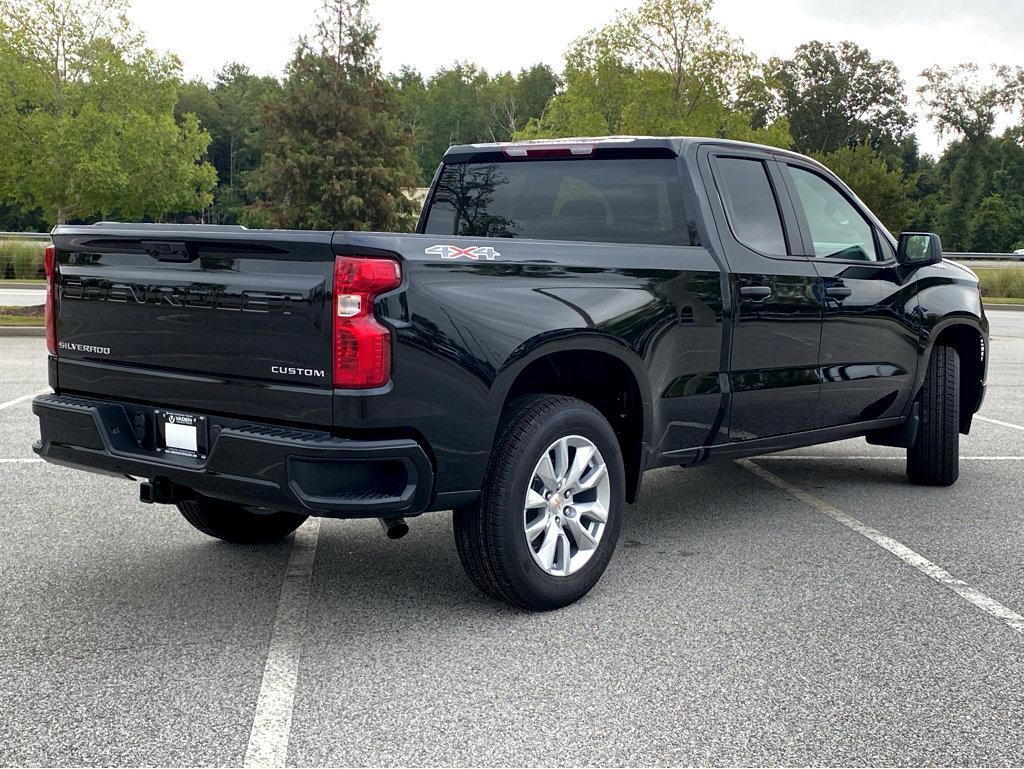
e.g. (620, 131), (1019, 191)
(379, 516), (409, 540)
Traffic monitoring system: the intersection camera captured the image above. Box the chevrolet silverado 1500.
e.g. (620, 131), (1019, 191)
(34, 136), (988, 609)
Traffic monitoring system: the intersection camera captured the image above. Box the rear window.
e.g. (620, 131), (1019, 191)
(422, 159), (690, 245)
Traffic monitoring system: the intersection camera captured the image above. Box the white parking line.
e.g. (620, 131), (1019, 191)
(737, 458), (1024, 636)
(0, 390), (46, 411)
(0, 458), (42, 463)
(975, 414), (1024, 432)
(758, 455), (1024, 461)
(243, 518), (322, 769)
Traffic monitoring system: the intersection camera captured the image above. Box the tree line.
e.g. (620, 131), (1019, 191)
(2, 0), (1024, 252)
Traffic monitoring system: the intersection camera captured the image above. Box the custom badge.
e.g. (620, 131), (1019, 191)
(425, 244), (500, 261)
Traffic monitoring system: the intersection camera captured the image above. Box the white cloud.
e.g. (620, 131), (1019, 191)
(795, 0), (1024, 44)
(129, 0), (320, 80)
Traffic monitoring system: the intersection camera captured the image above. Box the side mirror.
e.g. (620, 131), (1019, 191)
(897, 232), (943, 266)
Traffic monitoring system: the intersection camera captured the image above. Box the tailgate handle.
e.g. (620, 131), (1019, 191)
(141, 240), (197, 262)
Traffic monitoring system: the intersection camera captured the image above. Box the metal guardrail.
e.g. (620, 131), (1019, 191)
(947, 252), (1022, 262)
(0, 231), (50, 242)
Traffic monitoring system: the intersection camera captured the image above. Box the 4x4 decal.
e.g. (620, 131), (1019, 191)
(425, 244), (500, 261)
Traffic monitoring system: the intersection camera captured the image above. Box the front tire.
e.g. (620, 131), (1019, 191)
(453, 395), (625, 610)
(907, 345), (960, 486)
(177, 496), (307, 544)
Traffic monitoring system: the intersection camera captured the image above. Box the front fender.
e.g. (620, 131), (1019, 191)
(908, 261), (988, 419)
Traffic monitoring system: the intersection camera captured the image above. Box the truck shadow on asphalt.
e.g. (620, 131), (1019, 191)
(278, 457), (917, 624)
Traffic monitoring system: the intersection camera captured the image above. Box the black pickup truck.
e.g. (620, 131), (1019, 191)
(34, 136), (987, 610)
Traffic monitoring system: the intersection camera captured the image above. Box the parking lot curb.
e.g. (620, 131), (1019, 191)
(0, 326), (43, 337)
(0, 282), (45, 291)
(985, 303), (1024, 312)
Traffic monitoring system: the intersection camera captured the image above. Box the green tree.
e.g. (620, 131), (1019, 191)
(616, 0), (748, 107)
(391, 63), (559, 182)
(969, 194), (1020, 252)
(812, 144), (912, 233)
(924, 138), (990, 250)
(917, 65), (1023, 250)
(251, 0), (419, 230)
(176, 64), (282, 223)
(392, 64), (487, 182)
(422, 64), (493, 153)
(909, 130), (1024, 252)
(517, 33), (630, 139)
(919, 64), (1018, 142)
(389, 66), (429, 160)
(480, 65), (560, 141)
(511, 65), (559, 129)
(767, 41), (912, 155)
(0, 0), (215, 225)
(0, 202), (47, 231)
(519, 0), (790, 147)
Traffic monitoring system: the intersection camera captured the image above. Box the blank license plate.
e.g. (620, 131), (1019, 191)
(162, 413), (198, 454)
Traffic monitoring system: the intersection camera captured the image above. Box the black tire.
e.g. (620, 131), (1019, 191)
(177, 496), (307, 544)
(907, 345), (960, 486)
(453, 395), (625, 611)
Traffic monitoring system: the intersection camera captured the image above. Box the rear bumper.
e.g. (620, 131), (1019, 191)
(32, 394), (434, 518)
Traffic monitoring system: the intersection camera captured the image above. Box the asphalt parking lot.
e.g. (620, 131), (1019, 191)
(2, 311), (1024, 767)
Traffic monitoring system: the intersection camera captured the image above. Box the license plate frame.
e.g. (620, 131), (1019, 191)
(157, 410), (206, 458)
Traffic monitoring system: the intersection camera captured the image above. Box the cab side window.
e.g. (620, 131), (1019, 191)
(789, 166), (878, 262)
(713, 156), (788, 256)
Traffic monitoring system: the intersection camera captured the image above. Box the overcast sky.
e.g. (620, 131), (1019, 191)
(129, 0), (1023, 157)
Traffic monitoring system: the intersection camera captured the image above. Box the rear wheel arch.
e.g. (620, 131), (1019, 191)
(491, 337), (651, 503)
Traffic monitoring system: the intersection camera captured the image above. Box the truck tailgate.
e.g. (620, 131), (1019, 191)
(51, 226), (336, 393)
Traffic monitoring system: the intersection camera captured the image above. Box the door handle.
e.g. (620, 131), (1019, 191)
(825, 286), (852, 301)
(739, 285), (772, 301)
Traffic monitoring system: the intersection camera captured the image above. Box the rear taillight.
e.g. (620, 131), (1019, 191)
(44, 244), (56, 355)
(333, 255), (401, 389)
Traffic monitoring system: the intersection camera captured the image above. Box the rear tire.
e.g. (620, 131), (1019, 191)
(177, 496), (307, 544)
(453, 395), (625, 611)
(907, 345), (960, 486)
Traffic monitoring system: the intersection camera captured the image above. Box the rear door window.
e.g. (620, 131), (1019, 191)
(422, 159), (690, 246)
(711, 156), (788, 256)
